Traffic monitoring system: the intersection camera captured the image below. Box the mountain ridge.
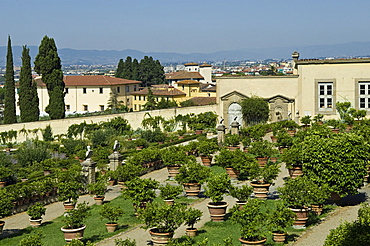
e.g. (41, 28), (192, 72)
(1, 41), (370, 67)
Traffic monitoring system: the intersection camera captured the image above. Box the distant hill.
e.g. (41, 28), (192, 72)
(1, 41), (370, 67)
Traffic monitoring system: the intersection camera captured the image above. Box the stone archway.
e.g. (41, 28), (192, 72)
(228, 103), (243, 128)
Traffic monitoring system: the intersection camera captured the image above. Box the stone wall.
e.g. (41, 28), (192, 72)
(2, 105), (218, 143)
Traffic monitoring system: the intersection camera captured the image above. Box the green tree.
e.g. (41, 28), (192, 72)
(241, 96), (269, 125)
(122, 56), (133, 79)
(115, 59), (124, 78)
(34, 36), (65, 119)
(143, 87), (157, 110)
(19, 45), (39, 122)
(132, 58), (140, 80)
(4, 36), (17, 124)
(156, 98), (178, 109)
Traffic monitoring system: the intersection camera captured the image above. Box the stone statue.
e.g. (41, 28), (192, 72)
(85, 146), (93, 159)
(234, 116), (237, 121)
(219, 117), (224, 124)
(113, 140), (120, 152)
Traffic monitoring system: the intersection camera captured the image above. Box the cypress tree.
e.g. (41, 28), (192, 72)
(115, 59), (124, 78)
(3, 36), (17, 124)
(132, 58), (139, 80)
(122, 56), (133, 79)
(34, 36), (65, 119)
(19, 45), (39, 122)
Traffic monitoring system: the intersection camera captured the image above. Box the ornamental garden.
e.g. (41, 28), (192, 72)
(0, 102), (369, 246)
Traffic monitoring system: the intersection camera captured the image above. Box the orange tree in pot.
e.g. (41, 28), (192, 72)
(230, 198), (269, 245)
(138, 201), (186, 245)
(99, 203), (124, 233)
(268, 203), (296, 243)
(175, 160), (211, 197)
(159, 183), (183, 205)
(27, 202), (46, 227)
(60, 202), (91, 242)
(204, 173), (231, 222)
(183, 207), (202, 237)
(161, 146), (196, 179)
(196, 138), (219, 166)
(249, 161), (280, 199)
(229, 184), (253, 209)
(0, 189), (13, 234)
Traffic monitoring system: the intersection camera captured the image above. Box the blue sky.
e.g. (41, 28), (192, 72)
(1, 0), (370, 53)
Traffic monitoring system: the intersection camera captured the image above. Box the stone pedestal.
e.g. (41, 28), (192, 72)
(81, 158), (96, 186)
(230, 121), (240, 135)
(216, 124), (226, 145)
(109, 151), (123, 171)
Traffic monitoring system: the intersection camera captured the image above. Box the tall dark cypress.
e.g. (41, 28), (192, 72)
(115, 59), (124, 78)
(19, 45), (39, 122)
(3, 36), (17, 124)
(34, 36), (65, 119)
(132, 58), (139, 80)
(122, 56), (133, 79)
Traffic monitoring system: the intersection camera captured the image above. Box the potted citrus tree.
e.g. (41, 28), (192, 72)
(159, 183), (183, 205)
(230, 198), (269, 245)
(183, 207), (202, 237)
(161, 146), (195, 179)
(0, 189), (14, 234)
(175, 160), (211, 197)
(268, 203), (296, 243)
(248, 140), (279, 166)
(61, 201), (91, 242)
(249, 162), (280, 199)
(121, 177), (159, 213)
(138, 202), (186, 245)
(224, 134), (241, 150)
(27, 203), (46, 227)
(87, 176), (108, 205)
(229, 184), (253, 209)
(215, 148), (257, 180)
(99, 203), (124, 232)
(196, 139), (219, 166)
(204, 173), (231, 222)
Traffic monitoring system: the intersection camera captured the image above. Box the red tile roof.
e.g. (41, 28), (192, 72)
(34, 75), (141, 87)
(166, 71), (203, 80)
(132, 85), (186, 96)
(184, 62), (199, 66)
(176, 80), (201, 85)
(199, 63), (212, 67)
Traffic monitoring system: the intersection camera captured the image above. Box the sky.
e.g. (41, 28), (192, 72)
(1, 0), (370, 54)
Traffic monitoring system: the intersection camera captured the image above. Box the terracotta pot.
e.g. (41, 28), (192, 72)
(236, 200), (247, 210)
(105, 223), (118, 233)
(186, 228), (197, 237)
(207, 202), (228, 222)
(61, 225), (86, 242)
(0, 221), (5, 234)
(287, 130), (296, 137)
(136, 146), (143, 150)
(108, 180), (115, 186)
(272, 232), (286, 243)
(270, 136), (277, 143)
(256, 157), (268, 167)
(331, 128), (340, 133)
(311, 204), (324, 215)
(200, 155), (212, 166)
(239, 237), (267, 246)
(250, 182), (271, 199)
(167, 166), (180, 179)
(227, 146), (240, 151)
(178, 136), (184, 139)
(183, 183), (201, 197)
(94, 196), (105, 205)
(30, 218), (42, 227)
(164, 199), (174, 205)
(225, 167), (240, 180)
(43, 170), (51, 176)
(0, 181), (5, 188)
(149, 228), (174, 245)
(63, 202), (76, 211)
(288, 165), (303, 179)
(289, 207), (309, 228)
(195, 130), (203, 135)
(269, 157), (278, 163)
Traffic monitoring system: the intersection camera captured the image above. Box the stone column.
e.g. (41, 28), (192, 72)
(109, 151), (123, 171)
(81, 158), (96, 186)
(230, 120), (240, 135)
(216, 124), (226, 145)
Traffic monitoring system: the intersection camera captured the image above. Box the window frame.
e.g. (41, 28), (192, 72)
(315, 79), (336, 115)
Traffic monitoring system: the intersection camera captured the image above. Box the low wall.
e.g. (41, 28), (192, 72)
(0, 104), (219, 143)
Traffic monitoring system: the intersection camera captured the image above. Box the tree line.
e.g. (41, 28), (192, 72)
(115, 56), (165, 87)
(3, 35), (65, 124)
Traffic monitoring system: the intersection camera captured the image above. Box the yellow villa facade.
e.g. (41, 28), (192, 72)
(216, 51), (370, 128)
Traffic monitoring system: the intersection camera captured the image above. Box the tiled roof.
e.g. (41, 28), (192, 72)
(176, 80), (201, 85)
(166, 71), (204, 80)
(132, 85), (186, 96)
(34, 75), (141, 87)
(200, 84), (216, 92)
(184, 62), (199, 66)
(199, 63), (212, 67)
(188, 97), (216, 105)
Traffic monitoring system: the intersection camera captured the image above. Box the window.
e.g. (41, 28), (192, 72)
(127, 98), (129, 104)
(359, 82), (370, 109)
(134, 85), (137, 91)
(134, 95), (137, 100)
(143, 96), (146, 101)
(126, 86), (129, 92)
(83, 105), (88, 111)
(139, 96), (141, 101)
(100, 105), (104, 111)
(318, 82), (333, 111)
(65, 88), (69, 94)
(66, 105), (70, 111)
(117, 87), (120, 93)
(182, 85), (185, 90)
(134, 104), (137, 111)
(83, 88), (87, 94)
(99, 87), (103, 94)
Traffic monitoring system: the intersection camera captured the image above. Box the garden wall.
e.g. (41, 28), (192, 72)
(0, 105), (219, 143)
